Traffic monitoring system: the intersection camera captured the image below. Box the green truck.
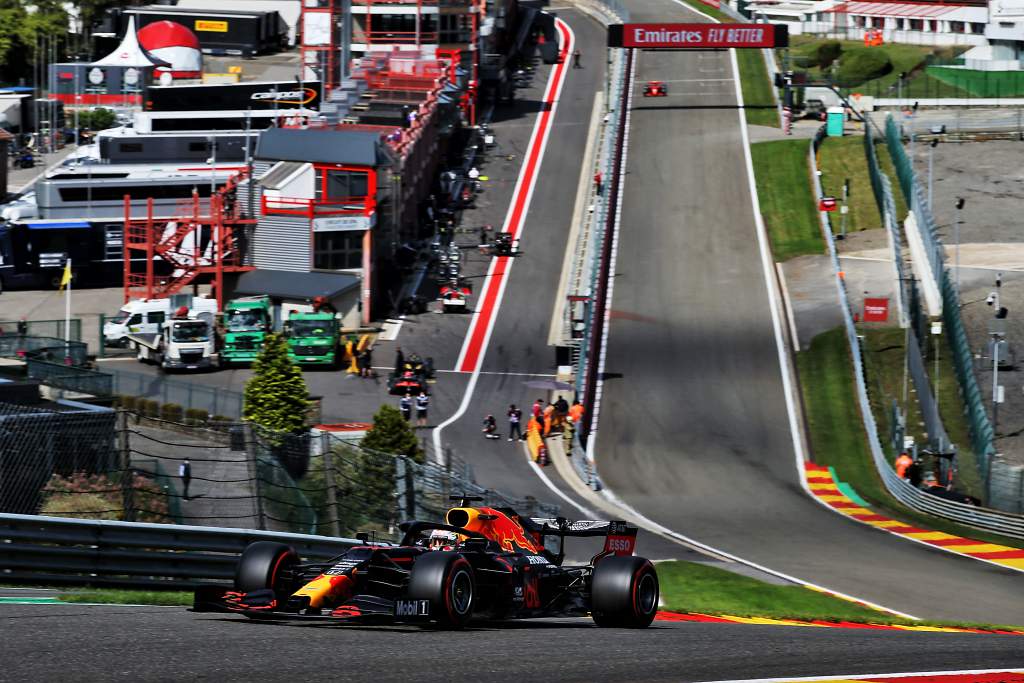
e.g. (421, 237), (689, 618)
(285, 310), (340, 366)
(220, 296), (273, 366)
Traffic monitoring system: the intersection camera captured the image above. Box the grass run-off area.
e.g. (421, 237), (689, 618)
(751, 139), (820, 260)
(797, 326), (1024, 550)
(59, 590), (193, 606)
(816, 136), (892, 235)
(787, 36), (970, 98)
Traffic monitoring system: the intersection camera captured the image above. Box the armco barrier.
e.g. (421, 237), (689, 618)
(810, 129), (1024, 539)
(0, 513), (362, 587)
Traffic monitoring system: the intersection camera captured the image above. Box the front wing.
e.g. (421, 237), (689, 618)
(192, 585), (431, 624)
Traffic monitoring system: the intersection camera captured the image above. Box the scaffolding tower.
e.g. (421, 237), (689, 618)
(122, 171), (256, 308)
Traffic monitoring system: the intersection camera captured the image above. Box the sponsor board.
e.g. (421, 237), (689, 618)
(608, 23), (788, 49)
(196, 20), (228, 32)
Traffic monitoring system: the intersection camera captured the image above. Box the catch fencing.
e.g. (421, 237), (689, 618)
(811, 128), (1024, 533)
(109, 368), (245, 419)
(0, 409), (557, 540)
(883, 113), (1016, 510)
(567, 0), (629, 419)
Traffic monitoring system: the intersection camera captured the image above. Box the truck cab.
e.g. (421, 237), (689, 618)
(105, 296), (217, 347)
(221, 296), (272, 366)
(285, 311), (339, 366)
(132, 307), (218, 372)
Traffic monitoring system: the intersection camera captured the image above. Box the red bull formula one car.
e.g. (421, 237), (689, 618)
(193, 497), (659, 629)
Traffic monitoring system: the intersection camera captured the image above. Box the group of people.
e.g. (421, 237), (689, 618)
(893, 451), (981, 506)
(399, 391), (430, 428)
(482, 397), (585, 442)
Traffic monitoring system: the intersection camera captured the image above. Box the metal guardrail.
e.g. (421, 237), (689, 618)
(810, 129), (1024, 539)
(0, 512), (362, 587)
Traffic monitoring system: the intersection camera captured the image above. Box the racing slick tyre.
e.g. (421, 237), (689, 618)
(590, 556), (659, 628)
(235, 541), (299, 596)
(407, 552), (475, 629)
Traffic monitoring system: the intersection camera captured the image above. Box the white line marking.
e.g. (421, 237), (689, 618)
(521, 444), (596, 518)
(597, 486), (917, 619)
(775, 262), (801, 353)
(431, 21), (574, 465)
(372, 367), (556, 377)
(705, 670), (1024, 683)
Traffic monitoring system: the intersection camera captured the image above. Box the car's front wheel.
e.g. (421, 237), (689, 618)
(407, 552), (475, 629)
(235, 541), (298, 596)
(590, 556), (659, 628)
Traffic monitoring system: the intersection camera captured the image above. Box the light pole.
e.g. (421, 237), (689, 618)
(954, 197), (965, 292)
(931, 321), (942, 435)
(207, 135), (217, 199)
(927, 138), (938, 213)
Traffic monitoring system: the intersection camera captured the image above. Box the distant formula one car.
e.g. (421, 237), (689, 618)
(388, 355), (434, 395)
(643, 81), (667, 97)
(440, 279), (471, 313)
(193, 498), (659, 629)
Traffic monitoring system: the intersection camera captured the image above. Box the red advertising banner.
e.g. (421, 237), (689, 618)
(608, 23), (788, 49)
(863, 297), (890, 323)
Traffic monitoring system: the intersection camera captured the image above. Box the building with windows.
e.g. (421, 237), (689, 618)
(234, 49), (457, 325)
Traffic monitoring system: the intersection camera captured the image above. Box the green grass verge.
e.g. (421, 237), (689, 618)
(817, 136), (881, 234)
(875, 141), (909, 220)
(798, 326), (1024, 549)
(751, 140), (821, 260)
(737, 47), (779, 128)
(657, 561), (1023, 629)
(58, 590), (193, 606)
(658, 560), (891, 622)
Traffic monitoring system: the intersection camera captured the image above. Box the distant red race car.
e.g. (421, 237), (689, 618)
(643, 81), (667, 97)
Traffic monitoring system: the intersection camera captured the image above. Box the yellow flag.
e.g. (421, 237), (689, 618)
(59, 261), (71, 292)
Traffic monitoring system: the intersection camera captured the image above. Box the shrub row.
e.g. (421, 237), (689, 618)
(113, 395), (233, 428)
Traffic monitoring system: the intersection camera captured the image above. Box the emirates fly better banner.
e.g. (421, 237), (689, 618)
(607, 23), (788, 49)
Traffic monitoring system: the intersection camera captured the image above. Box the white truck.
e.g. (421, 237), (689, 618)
(104, 296), (217, 347)
(130, 306), (219, 372)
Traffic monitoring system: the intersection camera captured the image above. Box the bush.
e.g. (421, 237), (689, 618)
(160, 403), (183, 422)
(816, 41), (842, 70)
(117, 395), (138, 411)
(835, 48), (892, 86)
(185, 407), (209, 425)
(142, 399), (161, 418)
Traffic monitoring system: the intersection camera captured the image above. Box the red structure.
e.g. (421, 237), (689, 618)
(122, 171), (256, 308)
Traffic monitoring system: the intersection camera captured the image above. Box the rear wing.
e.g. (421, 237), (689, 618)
(529, 518), (637, 557)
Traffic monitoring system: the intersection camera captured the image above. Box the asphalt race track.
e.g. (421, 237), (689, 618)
(594, 0), (1024, 624)
(2, 603), (1023, 683)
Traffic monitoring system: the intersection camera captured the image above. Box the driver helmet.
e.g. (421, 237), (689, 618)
(428, 529), (459, 550)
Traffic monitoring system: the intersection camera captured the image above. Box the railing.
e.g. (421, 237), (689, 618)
(0, 319), (82, 342)
(0, 336), (89, 366)
(27, 358), (113, 396)
(261, 195), (373, 219)
(0, 513), (362, 588)
(811, 127), (1024, 534)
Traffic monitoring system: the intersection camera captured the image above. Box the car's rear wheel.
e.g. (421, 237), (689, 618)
(235, 541), (298, 596)
(590, 556), (659, 628)
(407, 552), (475, 629)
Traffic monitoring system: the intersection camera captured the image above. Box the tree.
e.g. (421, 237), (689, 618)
(356, 405), (425, 526)
(361, 405), (423, 462)
(243, 333), (310, 436)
